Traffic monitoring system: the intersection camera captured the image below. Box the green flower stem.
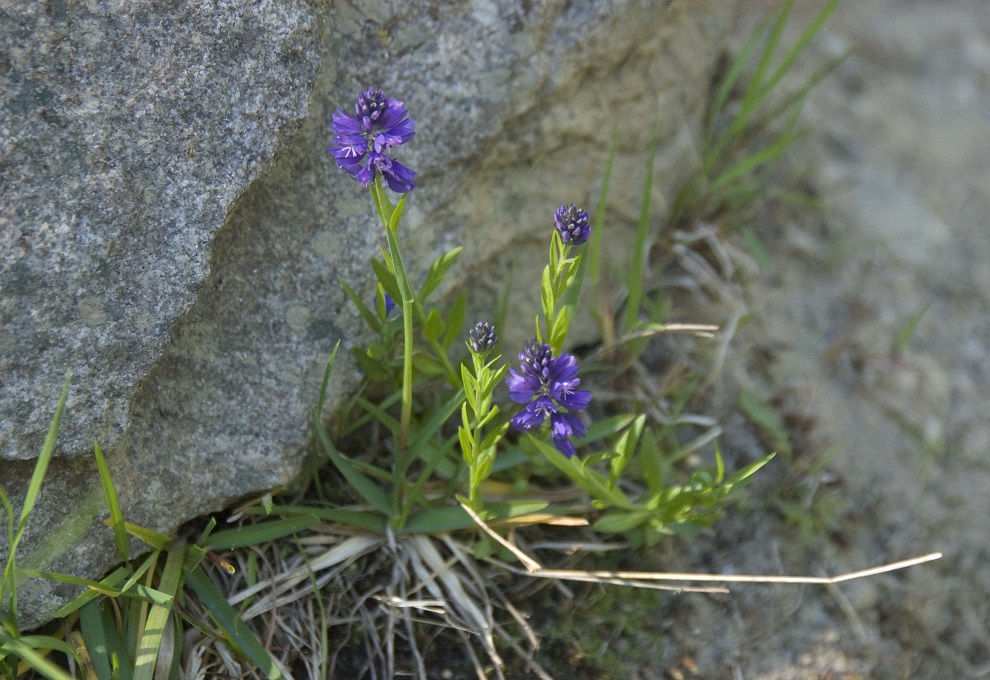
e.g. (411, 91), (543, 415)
(370, 179), (414, 462)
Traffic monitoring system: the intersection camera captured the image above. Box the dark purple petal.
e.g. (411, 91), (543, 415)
(556, 387), (591, 412)
(511, 396), (556, 430)
(551, 434), (578, 459)
(329, 89), (416, 191)
(506, 368), (541, 403)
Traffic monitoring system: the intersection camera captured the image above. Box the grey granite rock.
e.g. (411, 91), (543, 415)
(0, 0), (739, 628)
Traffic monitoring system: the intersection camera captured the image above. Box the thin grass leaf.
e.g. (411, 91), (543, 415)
(1, 375), (71, 623)
(402, 501), (550, 534)
(733, 0), (792, 141)
(316, 342), (340, 418)
(624, 127), (658, 332)
(19, 570), (172, 607)
(17, 374), (70, 532)
(92, 441), (129, 561)
(121, 523), (172, 551)
(254, 505), (388, 534)
(184, 567), (288, 680)
(441, 292), (468, 350)
(341, 280), (381, 334)
(709, 128), (804, 195)
(79, 600), (131, 680)
(370, 257), (401, 303)
(0, 632), (72, 680)
(760, 0), (841, 104)
(587, 121), (616, 288)
(205, 516), (321, 551)
(132, 543), (184, 680)
(314, 410), (394, 517)
(419, 247), (462, 302)
(707, 15), (770, 144)
(52, 566), (130, 619)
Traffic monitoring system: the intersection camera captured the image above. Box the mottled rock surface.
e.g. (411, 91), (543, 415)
(0, 0), (739, 627)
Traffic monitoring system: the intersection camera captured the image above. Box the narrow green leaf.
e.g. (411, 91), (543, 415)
(592, 511), (650, 533)
(370, 257), (401, 302)
(93, 441), (129, 561)
(419, 247), (463, 302)
(341, 280), (381, 334)
(638, 427), (665, 497)
(441, 292), (468, 350)
(609, 415), (646, 485)
(402, 501), (550, 534)
(624, 128), (658, 332)
(79, 600), (115, 680)
(184, 566), (288, 679)
(17, 374), (71, 532)
(423, 309), (444, 344)
(316, 341), (340, 420)
(726, 452), (776, 485)
(253, 506), (387, 534)
(205, 516), (321, 551)
(132, 542), (184, 680)
(0, 632), (73, 680)
(122, 523), (172, 551)
(314, 412), (394, 517)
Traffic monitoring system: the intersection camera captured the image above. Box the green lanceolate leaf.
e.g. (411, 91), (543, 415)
(609, 415), (646, 486)
(441, 292), (468, 350)
(592, 511), (651, 534)
(93, 441), (130, 561)
(419, 247), (463, 302)
(314, 410), (394, 517)
(205, 516), (321, 551)
(341, 280), (381, 334)
(184, 566), (288, 680)
(423, 309), (444, 344)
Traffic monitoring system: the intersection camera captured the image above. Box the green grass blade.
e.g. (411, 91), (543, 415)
(623, 129), (658, 332)
(0, 633), (73, 680)
(17, 374), (71, 531)
(93, 441), (129, 561)
(52, 566), (130, 619)
(761, 0), (841, 103)
(184, 566), (288, 680)
(205, 516), (320, 551)
(251, 506), (387, 534)
(707, 15), (770, 144)
(314, 410), (394, 517)
(132, 543), (184, 680)
(1, 374), (71, 624)
(79, 600), (120, 680)
(341, 280), (381, 334)
(588, 121), (617, 289)
(316, 341), (340, 418)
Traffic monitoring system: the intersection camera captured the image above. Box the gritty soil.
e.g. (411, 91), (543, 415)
(515, 2), (990, 679)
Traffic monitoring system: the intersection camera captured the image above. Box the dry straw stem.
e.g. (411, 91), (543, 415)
(461, 502), (941, 590)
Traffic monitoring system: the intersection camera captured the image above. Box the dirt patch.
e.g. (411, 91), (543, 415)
(522, 2), (990, 678)
(673, 1), (989, 677)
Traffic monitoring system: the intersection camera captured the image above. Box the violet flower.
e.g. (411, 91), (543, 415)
(468, 321), (498, 354)
(330, 88), (416, 193)
(506, 340), (591, 458)
(554, 204), (591, 246)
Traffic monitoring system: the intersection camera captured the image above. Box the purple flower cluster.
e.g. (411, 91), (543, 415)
(506, 340), (591, 458)
(468, 321), (498, 354)
(330, 88), (416, 193)
(553, 204), (591, 246)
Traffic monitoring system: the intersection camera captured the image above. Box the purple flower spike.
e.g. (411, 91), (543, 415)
(554, 204), (591, 246)
(506, 339), (591, 458)
(468, 321), (498, 354)
(330, 88), (416, 193)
